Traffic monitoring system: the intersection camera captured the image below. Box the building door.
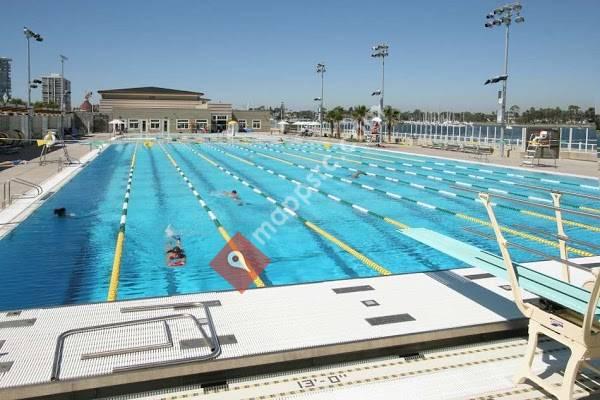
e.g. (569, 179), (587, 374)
(211, 115), (228, 132)
(163, 119), (169, 133)
(141, 120), (147, 133)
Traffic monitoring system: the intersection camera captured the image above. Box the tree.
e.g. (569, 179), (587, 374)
(332, 107), (345, 139)
(509, 105), (520, 123)
(7, 98), (25, 105)
(351, 105), (368, 142)
(567, 105), (580, 123)
(383, 106), (400, 143)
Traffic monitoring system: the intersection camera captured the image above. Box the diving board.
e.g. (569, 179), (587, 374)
(400, 228), (599, 317)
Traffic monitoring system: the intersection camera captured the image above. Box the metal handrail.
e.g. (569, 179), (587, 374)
(1, 177), (44, 208)
(51, 308), (221, 381)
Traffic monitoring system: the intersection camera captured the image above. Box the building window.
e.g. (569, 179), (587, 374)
(150, 119), (160, 129)
(129, 119), (139, 129)
(252, 120), (261, 129)
(176, 119), (189, 129)
(238, 119), (247, 128)
(195, 119), (208, 130)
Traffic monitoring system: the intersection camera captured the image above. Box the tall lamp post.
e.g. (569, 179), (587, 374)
(484, 2), (524, 157)
(59, 54), (68, 140)
(316, 63), (326, 137)
(371, 44), (388, 146)
(23, 27), (43, 138)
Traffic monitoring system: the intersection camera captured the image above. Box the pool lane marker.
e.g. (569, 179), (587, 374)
(216, 144), (593, 258)
(186, 144), (392, 276)
(159, 144), (266, 288)
(293, 141), (600, 191)
(250, 143), (599, 216)
(282, 142), (600, 194)
(107, 144), (138, 301)
(234, 144), (600, 233)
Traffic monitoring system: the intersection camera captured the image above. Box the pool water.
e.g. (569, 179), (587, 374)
(0, 141), (597, 311)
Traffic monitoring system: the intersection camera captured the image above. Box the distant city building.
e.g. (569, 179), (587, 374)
(42, 73), (71, 111)
(98, 86), (270, 133)
(0, 57), (12, 99)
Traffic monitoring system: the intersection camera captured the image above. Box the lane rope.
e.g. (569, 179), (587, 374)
(235, 143), (600, 233)
(215, 143), (594, 258)
(187, 144), (393, 276)
(107, 143), (138, 301)
(159, 143), (266, 288)
(293, 140), (600, 191)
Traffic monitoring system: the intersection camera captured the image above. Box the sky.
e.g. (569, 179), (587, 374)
(1, 0), (598, 112)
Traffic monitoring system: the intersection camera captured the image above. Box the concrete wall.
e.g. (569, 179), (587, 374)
(0, 114), (72, 139)
(232, 110), (271, 132)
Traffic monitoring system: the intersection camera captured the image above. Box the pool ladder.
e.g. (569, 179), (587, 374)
(51, 303), (221, 381)
(1, 178), (44, 209)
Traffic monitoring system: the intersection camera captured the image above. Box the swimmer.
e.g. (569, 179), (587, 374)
(224, 190), (241, 201)
(351, 170), (366, 179)
(53, 207), (76, 217)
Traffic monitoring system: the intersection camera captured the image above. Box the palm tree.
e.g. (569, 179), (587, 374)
(352, 105), (368, 142)
(325, 110), (337, 137)
(330, 107), (345, 139)
(383, 106), (400, 143)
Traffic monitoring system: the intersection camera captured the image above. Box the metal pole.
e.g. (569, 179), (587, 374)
(320, 69), (324, 137)
(27, 36), (31, 138)
(380, 56), (385, 145)
(499, 23), (510, 157)
(60, 58), (64, 140)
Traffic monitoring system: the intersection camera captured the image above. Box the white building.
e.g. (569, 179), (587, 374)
(42, 73), (71, 111)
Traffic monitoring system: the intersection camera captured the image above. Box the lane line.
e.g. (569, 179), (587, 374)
(188, 144), (393, 276)
(160, 144), (266, 288)
(221, 143), (593, 257)
(107, 144), (138, 301)
(235, 144), (600, 233)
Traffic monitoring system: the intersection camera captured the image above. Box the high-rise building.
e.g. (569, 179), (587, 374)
(42, 73), (71, 111)
(0, 57), (11, 99)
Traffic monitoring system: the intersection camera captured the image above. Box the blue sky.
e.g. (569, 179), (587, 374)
(1, 0), (598, 112)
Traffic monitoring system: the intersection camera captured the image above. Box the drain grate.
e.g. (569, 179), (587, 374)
(0, 319), (36, 329)
(499, 284), (512, 291)
(0, 361), (13, 373)
(5, 311), (21, 317)
(180, 334), (237, 349)
(361, 300), (380, 307)
(366, 314), (415, 326)
(333, 285), (374, 294)
(464, 273), (495, 280)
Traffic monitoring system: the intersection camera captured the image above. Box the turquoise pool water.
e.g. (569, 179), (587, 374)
(0, 140), (597, 311)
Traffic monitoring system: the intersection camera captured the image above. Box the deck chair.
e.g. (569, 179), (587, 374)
(480, 193), (600, 400)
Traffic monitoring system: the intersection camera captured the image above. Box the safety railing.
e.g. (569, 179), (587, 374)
(51, 306), (221, 381)
(1, 177), (43, 209)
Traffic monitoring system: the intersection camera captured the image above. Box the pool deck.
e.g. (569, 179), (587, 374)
(282, 135), (598, 179)
(1, 256), (599, 399)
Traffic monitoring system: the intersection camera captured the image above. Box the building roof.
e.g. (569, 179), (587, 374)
(97, 87), (204, 96)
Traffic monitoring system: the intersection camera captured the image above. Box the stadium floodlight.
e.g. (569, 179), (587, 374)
(483, 2), (525, 158)
(315, 63), (326, 136)
(23, 26), (44, 137)
(370, 43), (389, 146)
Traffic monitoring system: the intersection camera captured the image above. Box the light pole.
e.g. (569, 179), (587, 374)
(316, 63), (326, 137)
(484, 2), (524, 157)
(59, 55), (68, 140)
(371, 44), (388, 146)
(23, 27), (43, 138)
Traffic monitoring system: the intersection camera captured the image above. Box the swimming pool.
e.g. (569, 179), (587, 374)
(0, 139), (597, 311)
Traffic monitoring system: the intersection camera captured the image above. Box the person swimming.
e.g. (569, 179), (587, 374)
(351, 170), (366, 179)
(165, 225), (186, 266)
(224, 190), (241, 201)
(54, 208), (67, 217)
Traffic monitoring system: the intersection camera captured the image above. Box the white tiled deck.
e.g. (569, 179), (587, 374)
(2, 258), (597, 399)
